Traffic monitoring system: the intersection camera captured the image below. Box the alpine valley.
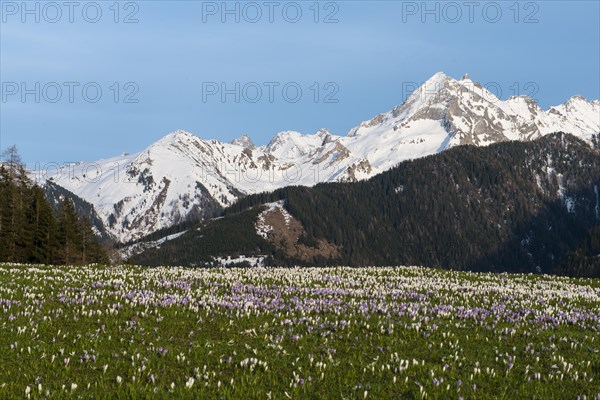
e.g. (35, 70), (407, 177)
(30, 73), (600, 275)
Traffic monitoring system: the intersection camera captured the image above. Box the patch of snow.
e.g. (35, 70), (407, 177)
(255, 201), (291, 239)
(212, 255), (266, 267)
(535, 174), (543, 191)
(119, 230), (187, 259)
(564, 197), (575, 213)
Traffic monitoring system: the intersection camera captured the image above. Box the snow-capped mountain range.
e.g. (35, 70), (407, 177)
(34, 72), (600, 243)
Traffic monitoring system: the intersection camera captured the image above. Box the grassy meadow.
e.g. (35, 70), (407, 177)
(1, 264), (599, 399)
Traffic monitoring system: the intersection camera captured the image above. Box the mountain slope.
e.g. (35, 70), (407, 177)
(555, 227), (600, 278)
(42, 180), (112, 243)
(130, 133), (600, 275)
(35, 73), (600, 242)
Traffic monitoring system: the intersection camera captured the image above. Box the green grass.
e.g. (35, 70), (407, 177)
(0, 264), (599, 399)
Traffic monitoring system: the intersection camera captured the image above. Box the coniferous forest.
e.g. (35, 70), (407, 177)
(130, 133), (600, 277)
(0, 146), (108, 265)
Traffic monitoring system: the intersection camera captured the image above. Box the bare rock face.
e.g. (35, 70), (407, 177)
(231, 134), (256, 149)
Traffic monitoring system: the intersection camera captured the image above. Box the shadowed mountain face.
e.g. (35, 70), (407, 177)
(130, 133), (600, 276)
(33, 73), (599, 243)
(42, 180), (113, 243)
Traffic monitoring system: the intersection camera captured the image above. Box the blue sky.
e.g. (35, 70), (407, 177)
(1, 0), (599, 165)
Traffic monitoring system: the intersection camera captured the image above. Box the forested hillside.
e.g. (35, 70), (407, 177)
(555, 227), (600, 278)
(131, 133), (600, 276)
(0, 147), (108, 265)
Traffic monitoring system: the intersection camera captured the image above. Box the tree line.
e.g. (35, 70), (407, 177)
(0, 146), (108, 265)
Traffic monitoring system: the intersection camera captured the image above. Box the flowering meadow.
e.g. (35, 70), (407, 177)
(1, 265), (599, 399)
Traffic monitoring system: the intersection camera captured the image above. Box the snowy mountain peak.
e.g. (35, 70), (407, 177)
(156, 129), (196, 145)
(429, 71), (449, 81)
(231, 134), (255, 149)
(409, 72), (452, 105)
(315, 128), (335, 145)
(347, 72), (452, 137)
(349, 72), (599, 146)
(265, 131), (306, 156)
(316, 128), (332, 136)
(423, 71), (451, 89)
(564, 95), (594, 108)
(35, 72), (599, 244)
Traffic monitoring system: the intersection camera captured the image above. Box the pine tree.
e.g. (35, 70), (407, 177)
(0, 146), (29, 262)
(57, 198), (83, 265)
(0, 165), (12, 260)
(79, 215), (107, 264)
(13, 165), (32, 262)
(27, 186), (58, 264)
(1, 144), (24, 180)
(0, 166), (20, 261)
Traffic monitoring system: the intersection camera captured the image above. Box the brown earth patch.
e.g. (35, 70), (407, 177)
(260, 205), (339, 261)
